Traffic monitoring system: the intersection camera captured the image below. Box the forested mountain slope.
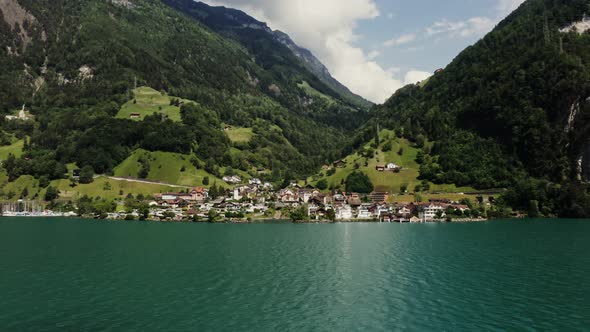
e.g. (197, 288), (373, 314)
(361, 0), (590, 216)
(0, 0), (367, 190)
(162, 0), (372, 109)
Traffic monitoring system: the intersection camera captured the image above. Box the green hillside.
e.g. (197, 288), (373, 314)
(114, 149), (228, 187)
(0, 0), (366, 195)
(0, 139), (24, 161)
(368, 0), (590, 217)
(224, 127), (254, 143)
(116, 87), (188, 122)
(0, 171), (179, 201)
(310, 130), (475, 194)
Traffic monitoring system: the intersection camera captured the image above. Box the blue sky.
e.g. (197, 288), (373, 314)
(355, 0), (520, 76)
(204, 0), (525, 102)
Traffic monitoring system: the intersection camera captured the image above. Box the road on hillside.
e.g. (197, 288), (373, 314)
(96, 175), (193, 189)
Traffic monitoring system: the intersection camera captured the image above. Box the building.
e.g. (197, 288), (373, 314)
(190, 187), (208, 202)
(333, 160), (347, 168)
(420, 204), (446, 221)
(223, 175), (242, 184)
(130, 113), (141, 119)
(370, 192), (389, 203)
(357, 205), (373, 219)
(5, 105), (32, 121)
(386, 163), (400, 171)
(336, 205), (353, 220)
(376, 164), (385, 172)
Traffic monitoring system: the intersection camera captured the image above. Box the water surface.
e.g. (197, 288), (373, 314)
(0, 218), (588, 331)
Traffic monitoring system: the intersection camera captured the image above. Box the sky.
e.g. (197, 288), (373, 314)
(202, 0), (526, 103)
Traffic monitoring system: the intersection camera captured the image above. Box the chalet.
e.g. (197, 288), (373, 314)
(223, 175), (242, 184)
(249, 178), (262, 186)
(357, 204), (373, 219)
(190, 187), (208, 202)
(130, 113), (141, 119)
(299, 189), (314, 203)
(321, 164), (332, 171)
(410, 216), (421, 223)
(336, 205), (353, 220)
(333, 160), (347, 168)
(434, 68), (444, 74)
(72, 169), (81, 180)
(161, 193), (179, 201)
(376, 164), (386, 172)
(420, 203), (446, 221)
(386, 163), (400, 171)
(346, 193), (362, 207)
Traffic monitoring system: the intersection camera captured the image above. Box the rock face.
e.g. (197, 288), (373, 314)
(0, 0), (42, 48)
(272, 30), (372, 108)
(560, 14), (590, 34)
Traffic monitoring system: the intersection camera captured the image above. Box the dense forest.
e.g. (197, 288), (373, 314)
(0, 0), (368, 187)
(360, 0), (590, 217)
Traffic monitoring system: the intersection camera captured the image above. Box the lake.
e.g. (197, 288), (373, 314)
(0, 218), (588, 331)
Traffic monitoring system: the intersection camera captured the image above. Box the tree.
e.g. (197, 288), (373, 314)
(382, 141), (392, 152)
(79, 165), (94, 184)
(44, 186), (60, 201)
(39, 176), (50, 188)
(400, 183), (409, 194)
(290, 206), (308, 223)
(316, 179), (328, 190)
(326, 208), (336, 222)
(345, 172), (374, 193)
(140, 207), (150, 220)
(208, 209), (219, 223)
(212, 185), (220, 199)
(202, 176), (210, 186)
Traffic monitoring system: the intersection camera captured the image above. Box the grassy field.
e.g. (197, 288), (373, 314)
(0, 139), (24, 160)
(297, 81), (335, 105)
(116, 87), (190, 122)
(225, 127), (254, 143)
(113, 149), (230, 187)
(0, 170), (182, 201)
(309, 130), (476, 195)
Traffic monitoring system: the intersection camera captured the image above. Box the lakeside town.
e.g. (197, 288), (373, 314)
(1, 174), (493, 223)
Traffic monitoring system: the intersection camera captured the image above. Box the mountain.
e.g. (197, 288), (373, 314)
(0, 0), (368, 194)
(161, 0), (372, 109)
(365, 0), (590, 216)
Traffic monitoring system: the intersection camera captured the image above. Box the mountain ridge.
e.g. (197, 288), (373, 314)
(161, 0), (372, 108)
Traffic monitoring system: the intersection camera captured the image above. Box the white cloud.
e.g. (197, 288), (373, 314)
(383, 33), (416, 47)
(202, 0), (404, 103)
(427, 17), (495, 37)
(367, 50), (381, 60)
(404, 70), (431, 85)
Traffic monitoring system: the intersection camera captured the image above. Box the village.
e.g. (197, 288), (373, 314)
(95, 173), (485, 223)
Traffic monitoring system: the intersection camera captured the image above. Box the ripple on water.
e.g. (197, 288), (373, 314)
(0, 219), (589, 330)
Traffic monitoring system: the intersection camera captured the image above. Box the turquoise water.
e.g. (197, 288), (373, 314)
(0, 218), (588, 331)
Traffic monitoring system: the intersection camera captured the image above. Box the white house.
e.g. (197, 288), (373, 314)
(420, 204), (446, 221)
(357, 206), (373, 219)
(386, 163), (399, 171)
(336, 205), (353, 220)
